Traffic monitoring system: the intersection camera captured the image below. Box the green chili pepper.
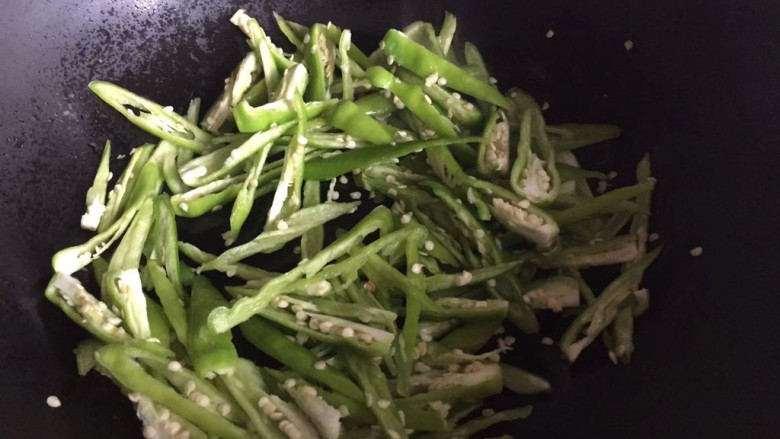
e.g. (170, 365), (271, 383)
(353, 93), (394, 117)
(95, 344), (248, 439)
(345, 353), (409, 439)
(233, 97), (336, 133)
(188, 276), (238, 377)
(178, 120), (295, 187)
(89, 81), (212, 153)
(146, 260), (188, 345)
(304, 23), (336, 101)
(547, 123), (622, 151)
(146, 296), (171, 348)
(239, 315), (364, 401)
(300, 181), (324, 260)
(303, 136), (480, 181)
(208, 206), (394, 333)
(382, 29), (510, 108)
(100, 143), (155, 232)
(80, 140), (112, 231)
(273, 12), (306, 49)
(560, 247), (661, 362)
(201, 201), (359, 272)
(229, 137), (274, 239)
(178, 241), (279, 284)
(338, 29), (354, 101)
(551, 179), (656, 226)
(274, 63), (309, 102)
(45, 273), (130, 343)
(396, 68), (483, 128)
(103, 197), (155, 339)
(328, 100), (397, 144)
(367, 66), (458, 138)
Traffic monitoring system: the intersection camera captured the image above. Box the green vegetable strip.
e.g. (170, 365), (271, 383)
(80, 140), (112, 231)
(552, 179), (656, 226)
(367, 66), (458, 138)
(145, 296), (171, 348)
(147, 260), (188, 345)
(178, 241), (279, 284)
(560, 247), (661, 362)
(99, 143), (154, 232)
(425, 406), (533, 439)
(208, 206), (393, 333)
(188, 276), (239, 377)
(45, 273), (130, 343)
(266, 92), (308, 228)
(300, 181), (324, 260)
(152, 194), (183, 297)
(382, 29), (511, 108)
(229, 140), (273, 239)
(327, 100), (397, 144)
(303, 136), (480, 181)
(273, 12), (305, 49)
(94, 345), (248, 439)
(52, 163), (161, 275)
(547, 123), (622, 151)
(438, 11), (457, 57)
(354, 92), (396, 116)
(179, 120), (295, 187)
(233, 97), (337, 133)
(304, 24), (336, 101)
(200, 201), (359, 272)
(103, 197), (155, 339)
(500, 363), (551, 394)
(219, 360), (287, 439)
(345, 354), (409, 439)
(339, 29), (354, 100)
(89, 81), (212, 153)
(239, 316), (364, 401)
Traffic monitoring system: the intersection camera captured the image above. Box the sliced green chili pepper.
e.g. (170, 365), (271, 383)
(233, 98), (336, 133)
(328, 100), (397, 144)
(338, 29), (354, 101)
(560, 247), (661, 362)
(178, 241), (279, 284)
(95, 344), (248, 439)
(547, 123), (622, 151)
(304, 23), (336, 101)
(80, 140), (112, 231)
(100, 143), (155, 232)
(551, 179), (656, 226)
(103, 197), (155, 339)
(382, 29), (510, 108)
(239, 315), (364, 400)
(354, 92), (396, 116)
(229, 138), (273, 239)
(45, 273), (130, 343)
(303, 136), (480, 181)
(396, 68), (483, 128)
(89, 81), (212, 153)
(178, 120), (294, 187)
(345, 353), (409, 439)
(367, 66), (458, 138)
(300, 181), (324, 260)
(188, 276), (238, 377)
(147, 259), (188, 345)
(208, 206), (393, 333)
(201, 201), (359, 272)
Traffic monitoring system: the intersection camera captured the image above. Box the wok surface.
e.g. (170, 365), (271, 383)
(1, 0), (779, 437)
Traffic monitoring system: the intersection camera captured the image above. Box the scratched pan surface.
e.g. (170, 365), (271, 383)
(1, 0), (779, 438)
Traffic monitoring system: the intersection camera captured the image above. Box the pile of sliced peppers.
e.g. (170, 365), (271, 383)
(49, 10), (659, 439)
